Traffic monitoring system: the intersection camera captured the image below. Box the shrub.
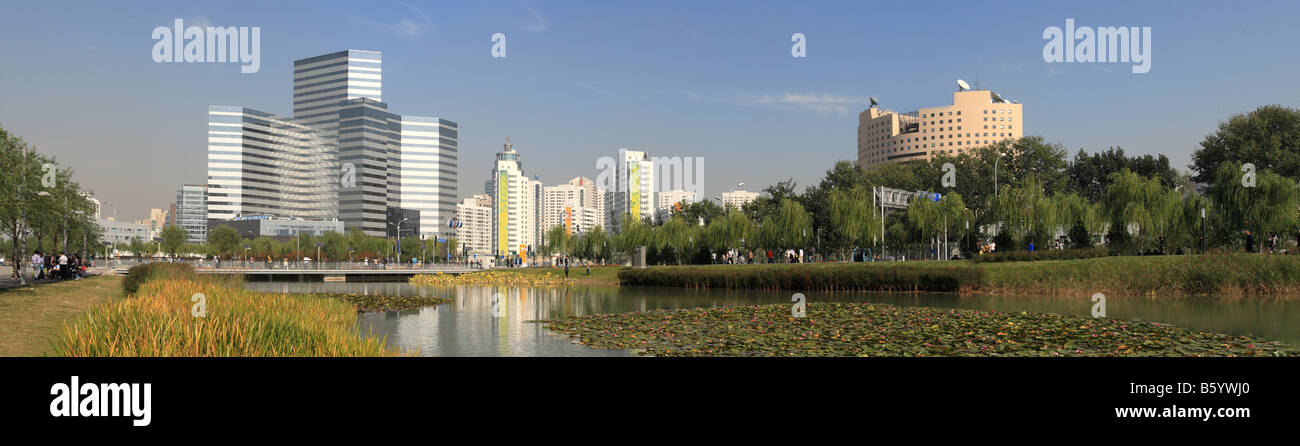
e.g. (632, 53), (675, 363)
(972, 247), (1108, 263)
(617, 263), (984, 292)
(122, 262), (197, 296)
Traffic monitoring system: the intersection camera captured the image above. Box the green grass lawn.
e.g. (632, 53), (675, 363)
(0, 275), (122, 356)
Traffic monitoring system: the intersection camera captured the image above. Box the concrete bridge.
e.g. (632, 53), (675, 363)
(110, 265), (480, 282)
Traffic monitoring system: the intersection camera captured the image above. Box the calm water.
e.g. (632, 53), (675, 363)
(245, 282), (1300, 356)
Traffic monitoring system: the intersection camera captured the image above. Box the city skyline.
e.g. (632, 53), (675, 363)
(3, 1), (1300, 221)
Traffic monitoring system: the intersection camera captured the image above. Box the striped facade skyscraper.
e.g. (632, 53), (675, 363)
(398, 116), (459, 241)
(206, 49), (457, 238)
(292, 50), (383, 130)
(205, 106), (335, 223)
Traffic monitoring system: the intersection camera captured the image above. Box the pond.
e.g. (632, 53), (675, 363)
(244, 282), (1300, 356)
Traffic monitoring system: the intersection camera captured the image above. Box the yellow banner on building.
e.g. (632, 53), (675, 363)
(498, 171), (509, 255)
(629, 163), (641, 219)
(564, 206), (572, 235)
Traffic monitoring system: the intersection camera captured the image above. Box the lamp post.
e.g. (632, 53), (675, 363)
(994, 152), (1007, 196)
(1201, 207), (1206, 254)
(242, 243), (250, 268)
(16, 145), (28, 285)
(388, 217), (409, 264)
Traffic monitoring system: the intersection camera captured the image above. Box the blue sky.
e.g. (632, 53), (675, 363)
(1, 0), (1298, 221)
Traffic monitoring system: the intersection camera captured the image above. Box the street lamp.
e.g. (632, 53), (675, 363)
(993, 152), (1007, 196)
(387, 217), (410, 264)
(242, 243), (251, 268)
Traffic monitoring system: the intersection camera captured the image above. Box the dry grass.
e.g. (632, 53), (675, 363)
(54, 278), (399, 357)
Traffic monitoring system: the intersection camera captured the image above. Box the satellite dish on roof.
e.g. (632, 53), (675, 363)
(869, 96), (878, 108)
(990, 91), (1004, 103)
(956, 79), (970, 91)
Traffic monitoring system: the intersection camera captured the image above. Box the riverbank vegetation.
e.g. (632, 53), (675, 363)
(619, 254), (1300, 298)
(307, 293), (449, 313)
(53, 264), (402, 356)
(619, 263), (982, 292)
(971, 247), (1107, 262)
(540, 302), (1295, 357)
(979, 253), (1300, 297)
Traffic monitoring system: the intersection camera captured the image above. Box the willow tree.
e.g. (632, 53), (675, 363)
(705, 210), (757, 254)
(543, 225), (570, 258)
(759, 199), (812, 252)
(828, 185), (881, 260)
(1146, 186), (1185, 254)
(1056, 192), (1106, 247)
(1104, 169), (1164, 254)
(1210, 161), (1300, 247)
(907, 192), (969, 259)
(990, 174), (1058, 248)
(906, 193), (941, 257)
(655, 217), (694, 264)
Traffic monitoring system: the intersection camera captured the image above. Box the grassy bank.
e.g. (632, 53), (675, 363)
(54, 264), (405, 356)
(979, 254), (1300, 297)
(0, 275), (122, 356)
(615, 254), (1300, 298)
(540, 302), (1296, 357)
(618, 263), (983, 292)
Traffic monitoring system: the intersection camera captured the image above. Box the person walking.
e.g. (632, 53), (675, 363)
(564, 256), (570, 278)
(31, 251), (43, 280)
(56, 252), (68, 280)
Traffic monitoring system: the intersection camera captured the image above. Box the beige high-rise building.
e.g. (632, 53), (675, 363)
(721, 190), (759, 210)
(858, 87), (1023, 169)
(134, 208), (170, 238)
(456, 194), (492, 255)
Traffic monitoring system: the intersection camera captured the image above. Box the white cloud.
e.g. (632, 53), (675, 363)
(743, 93), (871, 115)
(514, 4), (549, 32)
(359, 2), (433, 38)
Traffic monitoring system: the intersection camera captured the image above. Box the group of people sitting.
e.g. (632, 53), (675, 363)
(31, 250), (86, 281)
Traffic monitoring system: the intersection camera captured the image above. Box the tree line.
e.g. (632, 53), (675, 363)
(545, 105), (1300, 264)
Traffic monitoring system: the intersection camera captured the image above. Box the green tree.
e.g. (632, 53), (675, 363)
(759, 199), (812, 251)
(1191, 105), (1300, 184)
(828, 185), (881, 260)
(1103, 169), (1162, 254)
(544, 225), (570, 258)
(655, 216), (694, 264)
(208, 225), (241, 257)
(1209, 161), (1300, 249)
(159, 225), (188, 256)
